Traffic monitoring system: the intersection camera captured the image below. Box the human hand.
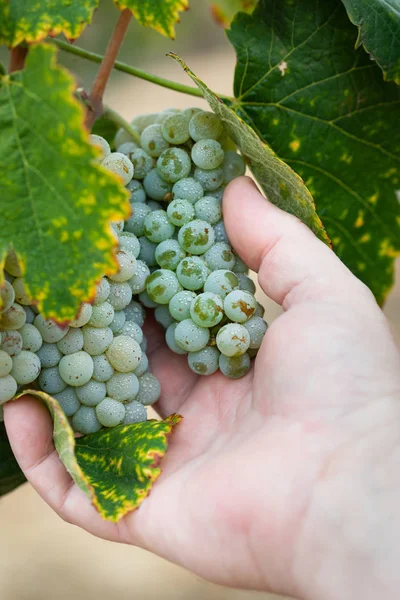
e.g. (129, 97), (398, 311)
(5, 177), (400, 600)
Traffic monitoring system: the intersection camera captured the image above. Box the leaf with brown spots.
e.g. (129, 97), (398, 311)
(114, 0), (188, 39)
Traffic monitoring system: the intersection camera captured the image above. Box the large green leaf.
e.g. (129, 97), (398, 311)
(170, 53), (330, 245)
(208, 0), (257, 27)
(114, 0), (188, 38)
(0, 421), (26, 497)
(0, 44), (130, 322)
(0, 0), (98, 47)
(12, 391), (181, 522)
(227, 0), (400, 304)
(341, 0), (400, 85)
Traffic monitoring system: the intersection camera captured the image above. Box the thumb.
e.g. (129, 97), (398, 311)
(223, 177), (372, 310)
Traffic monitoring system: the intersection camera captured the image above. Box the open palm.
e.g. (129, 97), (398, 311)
(5, 178), (400, 600)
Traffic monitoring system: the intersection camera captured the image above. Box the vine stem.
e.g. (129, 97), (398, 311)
(52, 38), (232, 101)
(103, 105), (141, 145)
(86, 9), (132, 129)
(8, 46), (28, 73)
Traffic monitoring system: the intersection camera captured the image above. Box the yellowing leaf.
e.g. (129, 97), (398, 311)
(0, 44), (130, 322)
(0, 0), (99, 47)
(209, 0), (256, 27)
(114, 0), (188, 38)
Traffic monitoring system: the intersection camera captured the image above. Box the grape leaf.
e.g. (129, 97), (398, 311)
(340, 0), (400, 85)
(227, 0), (400, 304)
(91, 115), (118, 149)
(114, 0), (188, 39)
(209, 0), (256, 27)
(13, 390), (181, 522)
(0, 0), (98, 47)
(0, 44), (131, 322)
(169, 53), (330, 245)
(0, 421), (26, 497)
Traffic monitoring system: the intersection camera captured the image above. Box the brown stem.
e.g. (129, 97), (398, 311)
(8, 46), (28, 73)
(85, 8), (132, 129)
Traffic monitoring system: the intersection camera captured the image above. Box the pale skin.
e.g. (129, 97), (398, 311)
(5, 177), (400, 600)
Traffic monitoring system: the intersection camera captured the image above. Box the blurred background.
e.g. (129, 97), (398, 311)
(0, 1), (399, 599)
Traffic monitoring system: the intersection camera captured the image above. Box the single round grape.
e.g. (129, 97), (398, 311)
(204, 269), (238, 299)
(128, 260), (150, 295)
(233, 255), (249, 274)
(194, 167), (224, 192)
(0, 281), (15, 313)
(69, 303), (92, 328)
(191, 139), (224, 170)
(136, 373), (161, 405)
(243, 316), (268, 349)
(119, 232), (141, 258)
(89, 134), (111, 164)
(144, 210), (175, 243)
(102, 152), (133, 185)
(36, 342), (62, 367)
(59, 351), (94, 387)
(96, 397), (126, 427)
(236, 273), (256, 295)
(219, 353), (251, 379)
(140, 124), (169, 157)
(108, 281), (132, 311)
(167, 198), (195, 226)
(216, 323), (250, 357)
(143, 169), (172, 201)
(1, 330), (22, 357)
(138, 237), (158, 266)
(108, 250), (137, 283)
(188, 346), (220, 376)
(82, 326), (113, 356)
(255, 302), (265, 318)
(146, 269), (180, 304)
(115, 127), (137, 148)
(205, 242), (236, 271)
(222, 151), (246, 184)
(34, 314), (68, 343)
(194, 196), (222, 225)
(124, 300), (145, 327)
(176, 256), (209, 291)
(178, 220), (215, 255)
(0, 350), (12, 377)
(139, 290), (158, 308)
(161, 113), (190, 144)
(155, 109), (180, 125)
(169, 290), (196, 322)
(123, 400), (147, 424)
(134, 353), (148, 376)
(154, 305), (175, 329)
(76, 379), (107, 406)
(117, 141), (140, 159)
(147, 200), (163, 211)
(140, 336), (148, 354)
(127, 179), (146, 203)
(72, 406), (101, 434)
(4, 250), (22, 277)
(19, 323), (43, 352)
(174, 319), (210, 352)
(131, 113), (158, 133)
(182, 107), (202, 120)
(94, 278), (110, 305)
(92, 354), (114, 383)
(0, 374), (17, 404)
(128, 148), (154, 180)
(189, 111), (223, 141)
(12, 278), (31, 305)
(38, 366), (66, 394)
(23, 305), (35, 324)
(214, 220), (229, 243)
(119, 321), (143, 345)
(208, 186), (225, 201)
(56, 327), (84, 354)
(87, 301), (115, 329)
(217, 129), (236, 152)
(155, 239), (186, 270)
(156, 147), (191, 183)
(0, 303), (26, 330)
(165, 323), (187, 354)
(224, 290), (257, 323)
(54, 387), (80, 416)
(190, 292), (224, 328)
(106, 372), (139, 402)
(106, 335), (142, 373)
(124, 203), (151, 237)
(10, 350), (41, 384)
(172, 177), (204, 204)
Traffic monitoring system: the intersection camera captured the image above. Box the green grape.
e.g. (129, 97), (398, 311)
(190, 292), (224, 328)
(96, 398), (125, 427)
(194, 196), (222, 225)
(204, 269), (239, 298)
(162, 113), (191, 144)
(36, 342), (62, 368)
(219, 353), (251, 379)
(107, 281), (132, 311)
(236, 273), (256, 294)
(59, 351), (94, 387)
(82, 326), (113, 356)
(134, 353), (148, 377)
(106, 371), (139, 402)
(139, 290), (158, 308)
(154, 305), (175, 329)
(191, 139), (224, 170)
(89, 134), (111, 164)
(0, 281), (15, 313)
(102, 152), (133, 186)
(194, 167), (224, 192)
(119, 321), (144, 345)
(106, 335), (142, 373)
(233, 255), (249, 274)
(54, 387), (80, 416)
(189, 111), (223, 141)
(19, 323), (43, 353)
(111, 221), (124, 235)
(109, 310), (126, 334)
(131, 113), (158, 133)
(217, 129), (237, 152)
(127, 179), (146, 203)
(169, 290), (197, 321)
(174, 318), (210, 352)
(213, 220), (229, 243)
(119, 232), (141, 259)
(156, 147), (191, 183)
(94, 278), (111, 305)
(208, 186), (225, 201)
(1, 330), (22, 357)
(123, 400), (147, 424)
(114, 127), (138, 148)
(128, 148), (154, 180)
(5, 250), (22, 277)
(155, 239), (186, 270)
(72, 406), (101, 434)
(0, 303), (26, 330)
(0, 374), (17, 403)
(144, 210), (175, 243)
(12, 277), (31, 305)
(176, 256), (210, 291)
(147, 200), (163, 211)
(216, 323), (250, 357)
(146, 269), (180, 304)
(138, 236), (158, 266)
(23, 306), (35, 324)
(124, 203), (151, 237)
(10, 350), (41, 385)
(178, 219), (215, 255)
(254, 302), (265, 318)
(224, 290), (257, 323)
(182, 107), (202, 120)
(166, 198), (195, 226)
(140, 124), (169, 157)
(243, 316), (268, 349)
(124, 300), (145, 327)
(57, 327), (84, 354)
(188, 346), (220, 376)
(128, 260), (150, 294)
(34, 314), (68, 343)
(76, 379), (107, 406)
(172, 177), (204, 204)
(165, 323), (187, 355)
(92, 354), (114, 383)
(222, 151), (246, 184)
(117, 141), (139, 157)
(204, 242), (236, 271)
(38, 366), (66, 394)
(143, 169), (172, 201)
(0, 350), (12, 377)
(136, 373), (161, 405)
(87, 301), (115, 328)
(155, 109), (180, 125)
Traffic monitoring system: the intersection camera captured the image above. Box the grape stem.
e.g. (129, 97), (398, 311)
(102, 106), (141, 145)
(51, 38), (232, 101)
(86, 9), (132, 129)
(8, 46), (28, 73)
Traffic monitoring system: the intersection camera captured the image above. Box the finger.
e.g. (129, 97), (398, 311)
(223, 177), (373, 310)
